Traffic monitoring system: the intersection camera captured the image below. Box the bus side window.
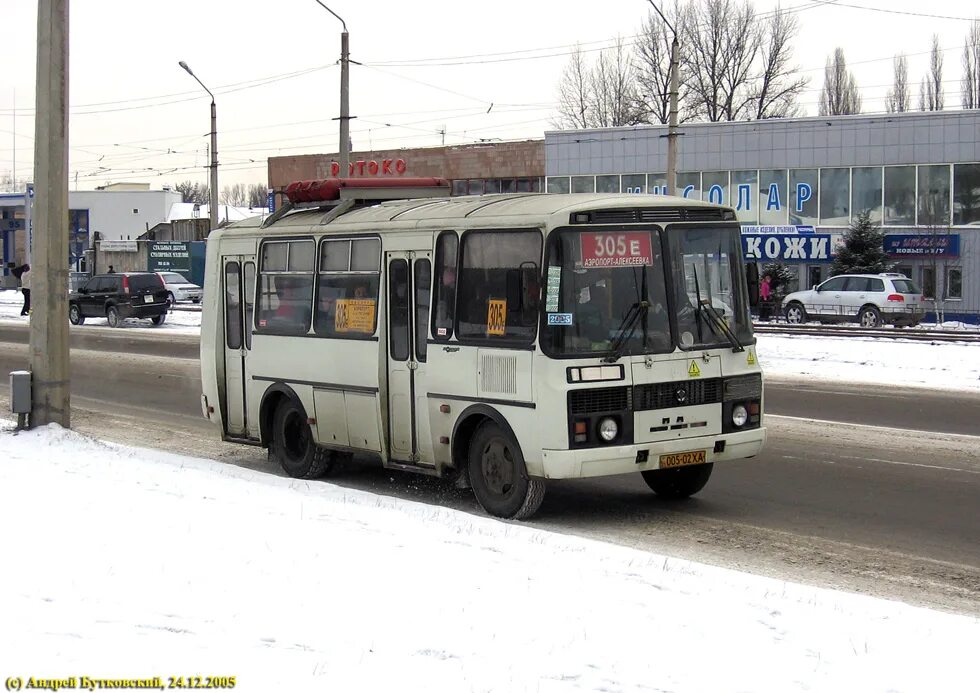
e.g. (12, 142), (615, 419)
(432, 231), (457, 340)
(256, 239), (315, 335)
(316, 237), (381, 338)
(456, 229), (542, 343)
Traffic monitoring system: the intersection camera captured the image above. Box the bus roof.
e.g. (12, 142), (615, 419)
(214, 192), (732, 239)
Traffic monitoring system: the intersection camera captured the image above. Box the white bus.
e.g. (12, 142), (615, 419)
(200, 178), (766, 520)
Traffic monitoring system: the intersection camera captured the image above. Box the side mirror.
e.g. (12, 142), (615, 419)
(813, 285), (819, 292)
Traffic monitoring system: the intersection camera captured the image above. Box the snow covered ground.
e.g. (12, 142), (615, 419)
(1, 421), (976, 692)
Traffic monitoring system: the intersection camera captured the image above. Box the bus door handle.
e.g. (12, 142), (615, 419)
(443, 346), (460, 353)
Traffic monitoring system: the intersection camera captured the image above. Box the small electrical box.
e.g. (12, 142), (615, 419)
(10, 370), (31, 414)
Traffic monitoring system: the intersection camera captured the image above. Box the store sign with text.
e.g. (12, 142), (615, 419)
(884, 234), (960, 258)
(329, 158), (408, 177)
(741, 233), (835, 263)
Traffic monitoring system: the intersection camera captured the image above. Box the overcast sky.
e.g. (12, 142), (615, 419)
(2, 0), (978, 192)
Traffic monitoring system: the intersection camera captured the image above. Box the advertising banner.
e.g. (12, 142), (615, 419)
(883, 234), (960, 258)
(741, 234), (834, 263)
(147, 241), (191, 272)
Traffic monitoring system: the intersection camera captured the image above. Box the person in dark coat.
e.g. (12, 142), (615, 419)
(12, 264), (30, 315)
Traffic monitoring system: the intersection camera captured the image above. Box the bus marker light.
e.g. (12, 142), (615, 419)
(306, 417), (317, 425)
(439, 436), (449, 444)
(439, 404), (451, 414)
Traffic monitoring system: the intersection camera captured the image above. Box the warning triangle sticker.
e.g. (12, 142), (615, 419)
(688, 360), (701, 378)
(747, 349), (756, 365)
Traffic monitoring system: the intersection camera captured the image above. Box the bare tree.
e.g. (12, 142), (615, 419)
(554, 39), (646, 128)
(554, 45), (592, 129)
(635, 5), (680, 124)
(174, 180), (210, 204)
(221, 183), (249, 207)
(750, 6), (808, 119)
(885, 54), (910, 113)
(247, 184), (268, 208)
(682, 0), (761, 121)
(918, 35), (944, 111)
(818, 47), (861, 115)
(962, 20), (980, 108)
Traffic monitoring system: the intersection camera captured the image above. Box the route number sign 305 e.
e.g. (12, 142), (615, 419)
(580, 232), (653, 268)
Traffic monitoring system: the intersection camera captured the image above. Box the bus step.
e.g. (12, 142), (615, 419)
(385, 460), (442, 477)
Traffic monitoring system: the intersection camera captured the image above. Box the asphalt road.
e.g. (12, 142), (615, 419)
(1, 326), (979, 614)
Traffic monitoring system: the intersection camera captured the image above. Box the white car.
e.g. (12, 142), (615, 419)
(781, 273), (924, 328)
(156, 271), (203, 306)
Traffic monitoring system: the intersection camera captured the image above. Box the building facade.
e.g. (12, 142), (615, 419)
(1, 187), (182, 274)
(545, 111), (980, 321)
(268, 140), (545, 198)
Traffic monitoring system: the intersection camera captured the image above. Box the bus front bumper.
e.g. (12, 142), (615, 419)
(539, 427), (767, 480)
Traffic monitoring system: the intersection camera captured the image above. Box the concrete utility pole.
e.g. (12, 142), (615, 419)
(647, 0), (680, 196)
(30, 0), (71, 428)
(314, 1), (351, 178)
(178, 61), (219, 231)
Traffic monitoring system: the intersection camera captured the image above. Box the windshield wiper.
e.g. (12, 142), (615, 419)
(603, 300), (649, 363)
(691, 266), (743, 352)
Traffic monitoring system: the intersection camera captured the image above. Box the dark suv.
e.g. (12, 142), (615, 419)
(69, 272), (169, 327)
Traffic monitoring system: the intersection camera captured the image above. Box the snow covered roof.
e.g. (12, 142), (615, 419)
(166, 203), (266, 224)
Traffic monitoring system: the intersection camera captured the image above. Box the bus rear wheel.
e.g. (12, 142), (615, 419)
(468, 421), (545, 520)
(641, 463), (714, 500)
(271, 399), (334, 479)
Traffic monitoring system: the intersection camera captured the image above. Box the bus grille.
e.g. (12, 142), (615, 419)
(633, 378), (723, 410)
(572, 208), (727, 225)
(568, 386), (630, 415)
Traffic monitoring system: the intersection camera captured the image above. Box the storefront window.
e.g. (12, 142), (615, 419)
(622, 174), (645, 194)
(452, 180), (468, 196)
(852, 167), (883, 222)
(468, 179), (485, 195)
(702, 171), (729, 207)
(884, 166), (916, 226)
(647, 173), (667, 195)
(946, 268), (962, 299)
(596, 175), (620, 193)
(789, 169), (818, 226)
(678, 172), (701, 200)
(483, 179), (501, 194)
(759, 169), (788, 225)
(571, 176), (595, 194)
(732, 170), (758, 223)
(917, 165), (950, 226)
(547, 177), (570, 194)
(953, 163), (980, 225)
(819, 168), (850, 226)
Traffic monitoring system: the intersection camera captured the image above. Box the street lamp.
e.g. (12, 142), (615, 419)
(313, 1), (351, 178)
(178, 60), (219, 230)
(646, 0), (679, 196)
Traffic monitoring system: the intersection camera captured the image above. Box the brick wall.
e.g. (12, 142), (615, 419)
(268, 140), (544, 190)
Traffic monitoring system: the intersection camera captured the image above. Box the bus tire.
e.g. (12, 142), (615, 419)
(468, 421), (545, 520)
(641, 463), (713, 500)
(271, 399), (333, 479)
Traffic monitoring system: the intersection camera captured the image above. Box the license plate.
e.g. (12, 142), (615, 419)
(143, 295), (154, 303)
(659, 450), (707, 469)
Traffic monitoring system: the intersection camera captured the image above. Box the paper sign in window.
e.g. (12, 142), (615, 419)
(486, 299), (507, 336)
(580, 232), (653, 268)
(335, 299), (376, 333)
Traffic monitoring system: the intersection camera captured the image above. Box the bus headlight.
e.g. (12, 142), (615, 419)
(732, 404), (748, 428)
(598, 417), (618, 442)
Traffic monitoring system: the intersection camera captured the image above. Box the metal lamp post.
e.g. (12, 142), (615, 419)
(314, 1), (351, 178)
(179, 60), (219, 230)
(646, 0), (679, 196)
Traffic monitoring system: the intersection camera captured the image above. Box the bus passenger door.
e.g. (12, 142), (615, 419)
(385, 251), (432, 463)
(222, 258), (254, 438)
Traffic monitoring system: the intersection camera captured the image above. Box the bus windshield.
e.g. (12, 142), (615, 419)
(540, 228), (673, 358)
(666, 226), (753, 350)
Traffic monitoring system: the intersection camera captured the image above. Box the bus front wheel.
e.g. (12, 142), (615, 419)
(468, 421), (545, 520)
(641, 463), (714, 499)
(271, 399), (334, 480)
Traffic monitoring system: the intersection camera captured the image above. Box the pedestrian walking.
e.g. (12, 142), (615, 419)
(15, 264), (31, 315)
(759, 274), (772, 321)
(107, 265), (115, 274)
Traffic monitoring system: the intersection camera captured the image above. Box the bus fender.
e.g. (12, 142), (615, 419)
(257, 381), (305, 447)
(450, 404), (521, 472)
